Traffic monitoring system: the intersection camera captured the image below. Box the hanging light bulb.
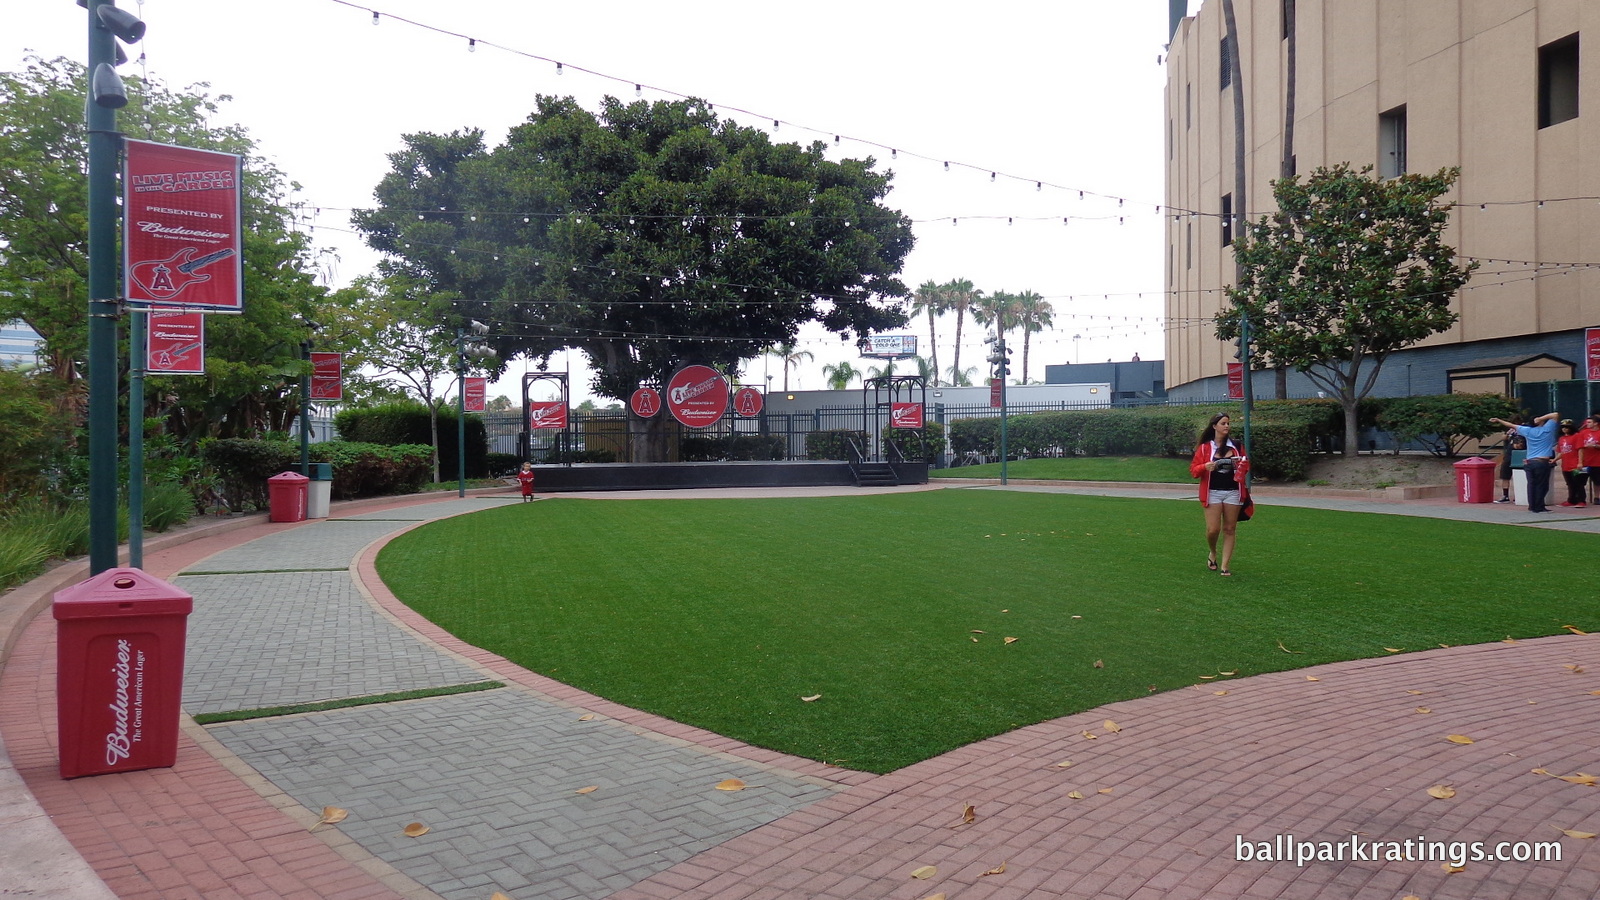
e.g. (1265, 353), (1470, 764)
(556, 62), (563, 75)
(371, 11), (379, 24)
(635, 84), (642, 97)
(468, 38), (476, 52)
(943, 161), (950, 172)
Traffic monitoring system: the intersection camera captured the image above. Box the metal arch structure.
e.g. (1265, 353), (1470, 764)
(521, 372), (572, 465)
(862, 374), (928, 462)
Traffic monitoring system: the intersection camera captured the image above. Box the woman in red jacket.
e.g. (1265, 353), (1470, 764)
(1189, 413), (1251, 576)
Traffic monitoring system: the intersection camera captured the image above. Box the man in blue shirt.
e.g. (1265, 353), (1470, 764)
(1490, 411), (1561, 512)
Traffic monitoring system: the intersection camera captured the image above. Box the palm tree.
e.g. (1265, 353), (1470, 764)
(1010, 290), (1053, 384)
(945, 363), (978, 387)
(941, 278), (982, 389)
(910, 280), (946, 386)
(769, 340), (813, 392)
(821, 360), (861, 390)
(866, 361), (896, 381)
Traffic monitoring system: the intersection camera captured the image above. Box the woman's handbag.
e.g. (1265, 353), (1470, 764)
(1238, 488), (1255, 522)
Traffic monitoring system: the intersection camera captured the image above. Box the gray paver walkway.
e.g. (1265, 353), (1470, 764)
(208, 689), (837, 900)
(180, 570), (490, 715)
(188, 519), (420, 572)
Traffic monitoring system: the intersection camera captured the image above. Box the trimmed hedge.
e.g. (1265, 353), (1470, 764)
(882, 423), (948, 462)
(333, 402), (489, 478)
(1374, 394), (1519, 456)
(807, 430), (868, 461)
(946, 400), (1350, 481)
(200, 438), (432, 507)
(679, 434), (787, 462)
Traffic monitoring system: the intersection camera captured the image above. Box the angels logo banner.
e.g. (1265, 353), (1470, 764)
(123, 140), (244, 312)
(890, 402), (924, 429)
(146, 309), (204, 375)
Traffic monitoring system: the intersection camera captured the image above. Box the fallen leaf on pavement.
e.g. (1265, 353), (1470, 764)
(1557, 773), (1599, 785)
(1305, 675), (1319, 682)
(317, 806), (348, 826)
(1097, 788), (1114, 794)
(1416, 707), (1432, 714)
(981, 861), (1007, 876)
(1552, 826), (1598, 839)
(1081, 731), (1097, 740)
(578, 714), (596, 721)
(1214, 690), (1229, 696)
(1427, 785), (1457, 800)
(952, 803), (976, 827)
(1067, 790), (1084, 800)
(910, 865), (937, 880)
(1562, 625), (1588, 635)
(715, 779), (747, 791)
(1445, 734), (1475, 745)
(403, 823), (429, 837)
(1055, 760), (1073, 768)
(575, 786), (599, 795)
(1103, 720), (1121, 733)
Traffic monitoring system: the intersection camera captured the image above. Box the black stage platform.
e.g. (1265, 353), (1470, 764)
(530, 460), (930, 492)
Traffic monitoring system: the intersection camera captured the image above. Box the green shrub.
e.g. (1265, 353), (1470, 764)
(485, 452), (522, 476)
(573, 448), (618, 463)
(333, 402), (489, 477)
(882, 423), (947, 462)
(200, 439), (297, 511)
(806, 430), (867, 461)
(0, 527), (50, 589)
(312, 442), (431, 499)
(142, 481), (193, 532)
(1376, 394), (1519, 456)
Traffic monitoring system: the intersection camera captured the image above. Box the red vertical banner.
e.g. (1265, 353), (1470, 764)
(989, 378), (1003, 408)
(1586, 327), (1600, 381)
(145, 310), (205, 375)
(890, 402), (925, 429)
(464, 377), (487, 412)
(1227, 363), (1244, 399)
(123, 140), (244, 313)
(309, 352), (343, 401)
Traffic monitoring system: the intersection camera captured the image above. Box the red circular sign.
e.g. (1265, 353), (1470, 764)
(733, 387), (764, 417)
(630, 387), (661, 418)
(665, 365), (729, 428)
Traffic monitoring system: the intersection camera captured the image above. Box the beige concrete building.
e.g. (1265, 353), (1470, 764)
(1164, 0), (1599, 400)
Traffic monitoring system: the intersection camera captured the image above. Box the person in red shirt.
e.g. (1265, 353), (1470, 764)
(1189, 413), (1251, 576)
(1556, 419), (1586, 508)
(1577, 415), (1600, 506)
(517, 462), (536, 502)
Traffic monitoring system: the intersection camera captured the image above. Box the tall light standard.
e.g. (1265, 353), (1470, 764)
(456, 320), (492, 497)
(298, 318), (320, 476)
(84, 0), (147, 574)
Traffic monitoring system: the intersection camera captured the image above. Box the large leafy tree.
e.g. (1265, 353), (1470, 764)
(353, 95), (914, 409)
(1217, 164), (1476, 456)
(0, 55), (326, 444)
(316, 275), (492, 481)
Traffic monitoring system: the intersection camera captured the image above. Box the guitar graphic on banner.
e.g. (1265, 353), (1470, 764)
(130, 248), (237, 301)
(153, 341), (202, 370)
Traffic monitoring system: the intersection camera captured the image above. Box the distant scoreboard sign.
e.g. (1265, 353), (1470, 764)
(860, 335), (918, 360)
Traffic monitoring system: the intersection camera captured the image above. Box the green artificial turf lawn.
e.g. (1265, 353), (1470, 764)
(930, 456), (1194, 482)
(376, 490), (1599, 773)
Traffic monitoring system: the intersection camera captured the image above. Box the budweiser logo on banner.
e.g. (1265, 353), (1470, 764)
(529, 401), (568, 429)
(891, 402), (924, 429)
(665, 365), (729, 428)
(123, 140), (244, 312)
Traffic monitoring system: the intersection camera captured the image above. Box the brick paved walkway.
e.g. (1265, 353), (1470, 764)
(2, 485), (1598, 900)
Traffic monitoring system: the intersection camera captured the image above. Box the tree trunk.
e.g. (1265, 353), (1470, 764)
(951, 309), (964, 385)
(429, 404), (441, 482)
(1343, 397), (1361, 459)
(1275, 0), (1297, 400)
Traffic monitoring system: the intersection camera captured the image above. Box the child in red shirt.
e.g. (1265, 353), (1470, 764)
(517, 462), (536, 502)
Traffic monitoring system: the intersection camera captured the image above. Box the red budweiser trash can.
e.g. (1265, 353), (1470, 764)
(267, 470), (309, 523)
(1453, 456), (1496, 503)
(54, 568), (192, 778)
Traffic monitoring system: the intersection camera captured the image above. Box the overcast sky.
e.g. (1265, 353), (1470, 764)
(8, 1), (1194, 403)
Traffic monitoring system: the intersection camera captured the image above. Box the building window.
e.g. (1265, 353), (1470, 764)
(1539, 34), (1579, 128)
(1221, 194), (1233, 246)
(1220, 37), (1232, 90)
(1379, 106), (1407, 178)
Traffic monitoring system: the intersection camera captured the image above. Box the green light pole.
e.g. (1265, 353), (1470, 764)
(128, 307), (146, 568)
(299, 338), (311, 475)
(84, 0), (147, 574)
(456, 326), (466, 497)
